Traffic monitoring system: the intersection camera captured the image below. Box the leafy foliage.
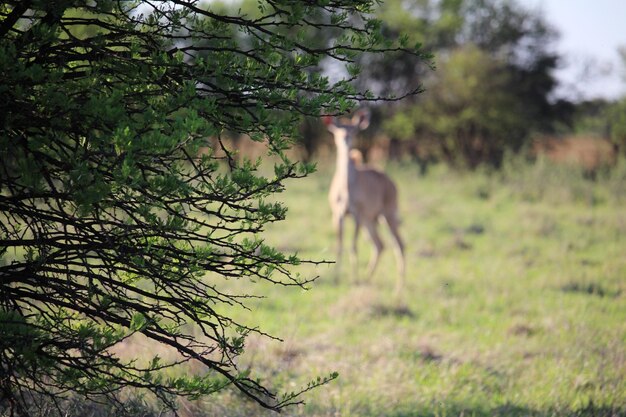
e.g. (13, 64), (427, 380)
(385, 45), (526, 167)
(373, 0), (560, 167)
(606, 99), (626, 152)
(0, 1), (425, 415)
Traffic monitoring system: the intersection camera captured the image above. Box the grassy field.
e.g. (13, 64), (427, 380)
(183, 157), (626, 417)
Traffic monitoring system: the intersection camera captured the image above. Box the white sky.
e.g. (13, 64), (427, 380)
(519, 0), (626, 101)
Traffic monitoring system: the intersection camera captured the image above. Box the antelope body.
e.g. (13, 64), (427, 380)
(325, 111), (405, 292)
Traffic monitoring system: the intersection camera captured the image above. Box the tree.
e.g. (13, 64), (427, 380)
(606, 46), (626, 154)
(565, 46), (626, 155)
(363, 0), (560, 166)
(384, 45), (525, 167)
(606, 99), (626, 154)
(0, 1), (425, 416)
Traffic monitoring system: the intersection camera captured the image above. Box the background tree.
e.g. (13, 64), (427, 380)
(385, 45), (526, 167)
(0, 1), (425, 416)
(363, 0), (560, 166)
(606, 99), (626, 154)
(605, 46), (626, 154)
(565, 46), (626, 155)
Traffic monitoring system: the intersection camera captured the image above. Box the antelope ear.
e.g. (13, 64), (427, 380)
(353, 109), (370, 130)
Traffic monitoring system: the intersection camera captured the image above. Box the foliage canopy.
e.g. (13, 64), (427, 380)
(0, 1), (426, 415)
(373, 0), (560, 167)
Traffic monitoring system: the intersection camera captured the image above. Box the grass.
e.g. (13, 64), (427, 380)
(181, 156), (626, 417)
(111, 156), (626, 417)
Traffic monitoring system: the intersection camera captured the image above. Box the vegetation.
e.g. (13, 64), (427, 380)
(0, 1), (426, 416)
(293, 0), (621, 169)
(2, 0), (625, 416)
(193, 157), (626, 417)
(384, 44), (526, 167)
(351, 0), (561, 167)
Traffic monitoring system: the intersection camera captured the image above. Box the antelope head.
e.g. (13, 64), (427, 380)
(323, 110), (370, 149)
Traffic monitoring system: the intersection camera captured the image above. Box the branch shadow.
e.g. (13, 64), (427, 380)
(386, 401), (625, 417)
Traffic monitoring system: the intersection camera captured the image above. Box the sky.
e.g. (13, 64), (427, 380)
(519, 0), (626, 101)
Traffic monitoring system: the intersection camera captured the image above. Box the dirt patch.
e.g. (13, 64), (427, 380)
(415, 342), (444, 363)
(328, 286), (381, 316)
(507, 323), (537, 337)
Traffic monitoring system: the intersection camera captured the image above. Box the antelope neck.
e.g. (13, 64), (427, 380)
(335, 139), (357, 190)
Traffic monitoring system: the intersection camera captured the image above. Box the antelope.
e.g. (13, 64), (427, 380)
(324, 110), (405, 292)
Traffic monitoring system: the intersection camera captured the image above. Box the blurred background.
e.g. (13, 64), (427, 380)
(223, 0), (626, 173)
(352, 0), (626, 172)
(195, 1), (626, 416)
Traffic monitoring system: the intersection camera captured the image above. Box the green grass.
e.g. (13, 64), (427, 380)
(186, 158), (626, 416)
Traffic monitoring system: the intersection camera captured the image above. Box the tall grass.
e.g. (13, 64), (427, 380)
(499, 153), (626, 205)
